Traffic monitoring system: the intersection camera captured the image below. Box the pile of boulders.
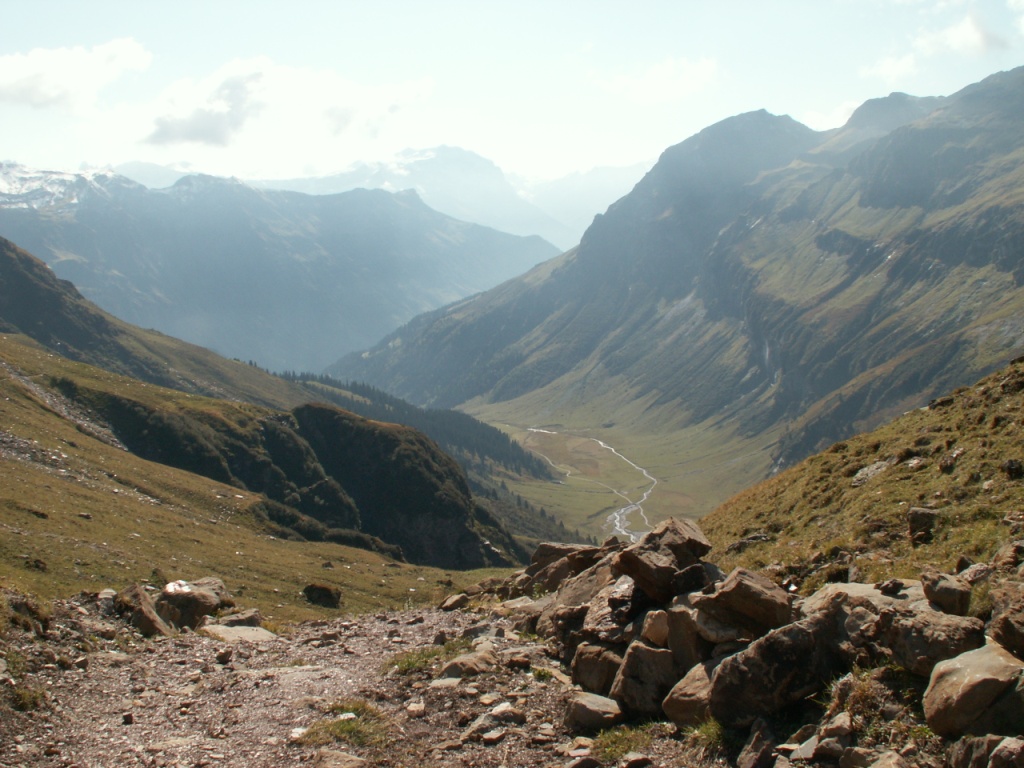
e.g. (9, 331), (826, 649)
(112, 576), (273, 642)
(467, 518), (1024, 767)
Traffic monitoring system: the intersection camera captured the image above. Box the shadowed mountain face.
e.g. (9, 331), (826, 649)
(0, 173), (558, 372)
(331, 67), (1024, 489)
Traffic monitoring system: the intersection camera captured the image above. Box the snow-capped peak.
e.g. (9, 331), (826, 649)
(0, 162), (124, 209)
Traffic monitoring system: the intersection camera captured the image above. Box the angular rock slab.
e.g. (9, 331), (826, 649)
(201, 624), (278, 644)
(564, 692), (624, 733)
(990, 581), (1024, 659)
(873, 606), (984, 677)
(923, 641), (1024, 739)
(921, 570), (972, 616)
(571, 642), (624, 696)
(662, 656), (721, 729)
(608, 641), (676, 717)
(612, 518), (712, 602)
(690, 567), (793, 637)
(708, 608), (844, 729)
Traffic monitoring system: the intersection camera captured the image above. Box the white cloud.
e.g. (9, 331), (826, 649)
(1008, 0), (1024, 34)
(148, 73), (265, 146)
(137, 57), (434, 176)
(913, 12), (1008, 55)
(599, 57), (718, 106)
(860, 53), (919, 84)
(861, 10), (1008, 87)
(0, 38), (151, 111)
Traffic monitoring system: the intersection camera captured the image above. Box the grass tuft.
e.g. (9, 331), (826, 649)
(592, 722), (671, 764)
(384, 636), (472, 675)
(299, 698), (390, 748)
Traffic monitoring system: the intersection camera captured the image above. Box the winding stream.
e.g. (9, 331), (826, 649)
(527, 427), (656, 542)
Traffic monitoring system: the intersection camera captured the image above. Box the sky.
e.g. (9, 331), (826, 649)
(2, 1), (1024, 182)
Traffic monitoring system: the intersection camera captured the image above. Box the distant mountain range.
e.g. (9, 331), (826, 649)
(330, 67), (1024, 517)
(0, 169), (557, 372)
(114, 147), (648, 250)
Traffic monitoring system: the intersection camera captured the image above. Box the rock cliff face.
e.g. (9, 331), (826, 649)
(292, 403), (525, 569)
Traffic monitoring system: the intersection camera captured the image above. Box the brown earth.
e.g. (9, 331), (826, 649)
(0, 590), (713, 768)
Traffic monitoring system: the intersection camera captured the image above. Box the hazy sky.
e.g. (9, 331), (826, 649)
(3, 1), (1023, 181)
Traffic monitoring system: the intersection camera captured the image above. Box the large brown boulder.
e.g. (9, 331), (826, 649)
(571, 642), (624, 696)
(156, 577), (234, 629)
(114, 584), (172, 637)
(519, 541), (621, 597)
(662, 656), (723, 729)
(798, 579), (983, 675)
(612, 518), (712, 602)
(535, 554), (618, 643)
(873, 606), (985, 676)
(528, 542), (585, 572)
(989, 581), (1024, 659)
(690, 568), (793, 637)
(799, 580), (928, 617)
(302, 583), (342, 609)
(579, 576), (641, 645)
(923, 642), (1024, 739)
(921, 570), (972, 616)
(564, 692), (624, 733)
(665, 604), (715, 676)
(707, 599), (846, 728)
(947, 736), (1024, 768)
(608, 641), (676, 717)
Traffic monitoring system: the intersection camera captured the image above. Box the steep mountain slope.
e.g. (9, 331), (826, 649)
(0, 238), (564, 555)
(0, 170), (558, 372)
(0, 235), (307, 408)
(517, 162), (650, 246)
(0, 334), (497, 619)
(702, 356), (1024, 591)
(332, 67), (1024, 523)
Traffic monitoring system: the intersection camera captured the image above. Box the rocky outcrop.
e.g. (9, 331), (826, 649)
(156, 577), (235, 629)
(485, 515), (1024, 761)
(611, 519), (713, 602)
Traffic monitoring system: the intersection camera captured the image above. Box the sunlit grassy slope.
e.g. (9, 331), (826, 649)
(0, 335), (499, 620)
(700, 357), (1024, 589)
